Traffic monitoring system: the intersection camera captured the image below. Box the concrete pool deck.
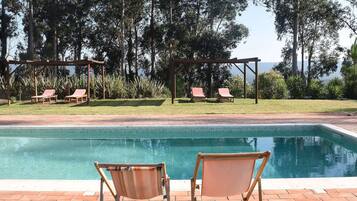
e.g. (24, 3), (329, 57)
(1, 188), (357, 201)
(0, 113), (356, 200)
(0, 113), (356, 132)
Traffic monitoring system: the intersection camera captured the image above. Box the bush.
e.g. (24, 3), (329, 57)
(286, 76), (305, 99)
(258, 71), (288, 99)
(325, 78), (344, 99)
(342, 64), (357, 99)
(0, 75), (169, 100)
(224, 76), (244, 97)
(307, 80), (325, 99)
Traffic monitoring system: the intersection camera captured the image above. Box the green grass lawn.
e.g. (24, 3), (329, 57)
(0, 98), (356, 115)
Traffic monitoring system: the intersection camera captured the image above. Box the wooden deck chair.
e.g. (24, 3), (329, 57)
(191, 87), (206, 102)
(31, 89), (57, 103)
(94, 162), (170, 201)
(191, 151), (270, 201)
(218, 88), (234, 102)
(64, 89), (87, 103)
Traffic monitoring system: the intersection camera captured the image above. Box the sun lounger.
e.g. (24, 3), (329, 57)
(95, 162), (170, 201)
(64, 89), (87, 103)
(191, 87), (206, 102)
(218, 88), (234, 102)
(191, 151), (270, 201)
(31, 89), (57, 103)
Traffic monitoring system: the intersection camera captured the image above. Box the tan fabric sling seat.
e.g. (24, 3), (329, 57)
(191, 151), (270, 201)
(31, 89), (57, 103)
(95, 162), (170, 201)
(191, 87), (206, 102)
(218, 88), (234, 102)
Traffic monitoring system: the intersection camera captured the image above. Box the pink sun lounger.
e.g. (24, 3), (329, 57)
(191, 151), (270, 201)
(95, 162), (170, 201)
(31, 89), (57, 103)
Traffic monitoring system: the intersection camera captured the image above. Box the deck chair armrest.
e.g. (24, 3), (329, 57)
(243, 152), (270, 201)
(94, 162), (117, 198)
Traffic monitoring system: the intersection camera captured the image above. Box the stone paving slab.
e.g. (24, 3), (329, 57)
(1, 189), (357, 201)
(0, 113), (356, 132)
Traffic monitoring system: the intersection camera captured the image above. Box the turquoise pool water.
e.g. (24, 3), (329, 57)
(0, 125), (356, 180)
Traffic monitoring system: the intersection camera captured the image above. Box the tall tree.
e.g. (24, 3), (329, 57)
(0, 0), (21, 76)
(262, 0), (300, 75)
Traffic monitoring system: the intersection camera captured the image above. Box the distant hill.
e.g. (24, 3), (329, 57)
(230, 62), (342, 83)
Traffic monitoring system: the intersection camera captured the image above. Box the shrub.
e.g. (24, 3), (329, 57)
(286, 76), (305, 99)
(325, 78), (344, 99)
(342, 64), (357, 99)
(307, 80), (325, 99)
(224, 76), (244, 97)
(0, 75), (169, 100)
(131, 78), (167, 98)
(258, 71), (288, 99)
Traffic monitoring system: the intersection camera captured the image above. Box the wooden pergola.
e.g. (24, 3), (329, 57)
(169, 57), (261, 104)
(3, 59), (105, 105)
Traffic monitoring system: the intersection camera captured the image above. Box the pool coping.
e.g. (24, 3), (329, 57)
(0, 123), (356, 192)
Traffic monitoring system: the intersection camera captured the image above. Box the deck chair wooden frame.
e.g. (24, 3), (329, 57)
(191, 151), (270, 201)
(95, 162), (170, 201)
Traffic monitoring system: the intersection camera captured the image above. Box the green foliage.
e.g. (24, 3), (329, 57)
(341, 64), (357, 99)
(341, 39), (357, 99)
(0, 75), (169, 100)
(258, 71), (288, 99)
(325, 78), (344, 99)
(351, 38), (357, 64)
(224, 76), (244, 98)
(306, 79), (325, 99)
(286, 76), (305, 99)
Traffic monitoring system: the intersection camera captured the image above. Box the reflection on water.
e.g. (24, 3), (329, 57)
(0, 136), (356, 179)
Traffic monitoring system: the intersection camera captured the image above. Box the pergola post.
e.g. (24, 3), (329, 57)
(33, 65), (38, 102)
(255, 60), (259, 104)
(243, 63), (247, 99)
(102, 65), (105, 99)
(170, 62), (176, 104)
(87, 63), (91, 104)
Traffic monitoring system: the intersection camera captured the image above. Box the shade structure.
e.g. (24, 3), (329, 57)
(169, 57), (260, 104)
(3, 59), (106, 105)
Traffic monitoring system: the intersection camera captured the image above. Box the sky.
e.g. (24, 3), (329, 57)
(232, 2), (356, 63)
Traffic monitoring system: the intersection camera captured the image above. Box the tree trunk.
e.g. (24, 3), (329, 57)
(150, 0), (155, 79)
(120, 0), (125, 77)
(28, 0), (34, 60)
(127, 19), (134, 81)
(300, 29), (304, 79)
(53, 29), (57, 60)
(134, 24), (138, 77)
(307, 46), (314, 88)
(292, 0), (299, 75)
(1, 1), (7, 77)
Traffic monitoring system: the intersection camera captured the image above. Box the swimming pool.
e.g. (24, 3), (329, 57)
(0, 125), (356, 180)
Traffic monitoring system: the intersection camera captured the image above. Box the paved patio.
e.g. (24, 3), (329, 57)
(1, 189), (357, 201)
(0, 113), (356, 132)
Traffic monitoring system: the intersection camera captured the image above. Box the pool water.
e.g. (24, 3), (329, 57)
(0, 125), (356, 179)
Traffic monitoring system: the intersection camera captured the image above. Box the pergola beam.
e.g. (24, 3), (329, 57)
(6, 59), (104, 66)
(172, 57), (260, 65)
